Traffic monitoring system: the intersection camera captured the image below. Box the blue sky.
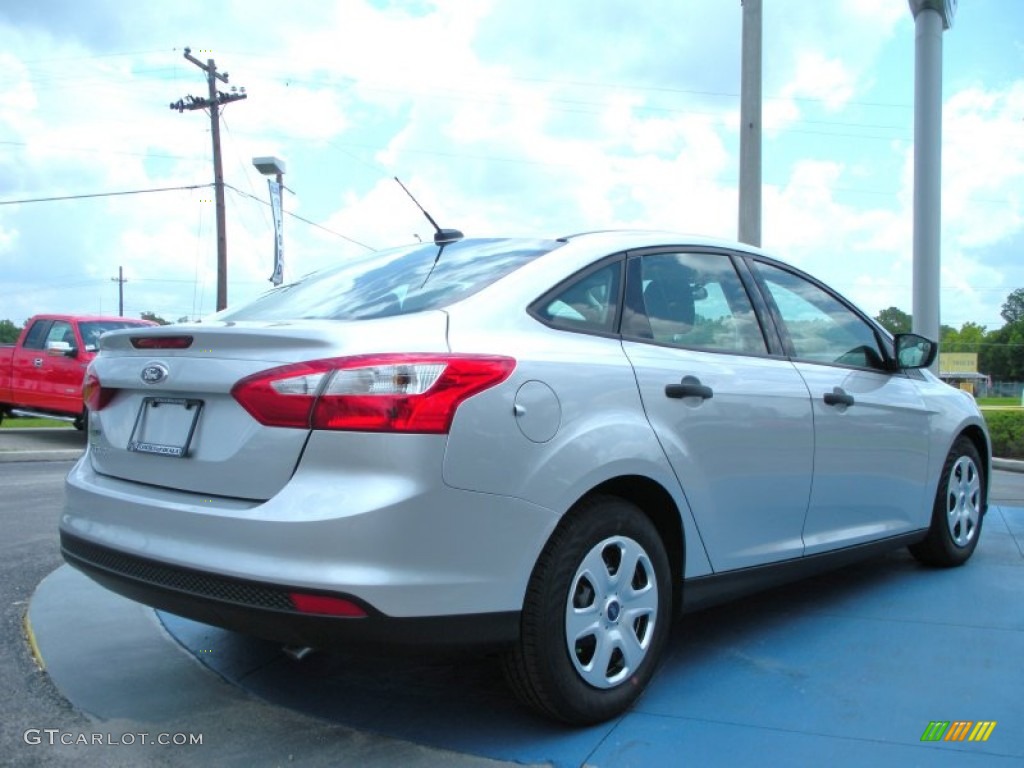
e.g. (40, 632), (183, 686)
(0, 0), (1020, 331)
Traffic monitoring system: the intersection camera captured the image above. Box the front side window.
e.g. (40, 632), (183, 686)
(218, 238), (562, 322)
(45, 321), (75, 349)
(755, 261), (885, 369)
(623, 251), (767, 354)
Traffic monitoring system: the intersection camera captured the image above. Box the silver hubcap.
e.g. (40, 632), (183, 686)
(946, 455), (981, 548)
(565, 535), (659, 689)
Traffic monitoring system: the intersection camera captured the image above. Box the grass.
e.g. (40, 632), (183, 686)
(982, 410), (1024, 460)
(977, 397), (1020, 407)
(0, 416), (71, 429)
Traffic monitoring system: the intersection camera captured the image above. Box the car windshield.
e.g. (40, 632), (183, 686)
(217, 238), (562, 322)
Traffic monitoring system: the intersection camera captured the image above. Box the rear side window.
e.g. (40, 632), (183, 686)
(534, 262), (622, 334)
(21, 320), (51, 350)
(218, 238), (562, 322)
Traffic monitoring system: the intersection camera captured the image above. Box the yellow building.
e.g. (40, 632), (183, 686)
(939, 352), (987, 394)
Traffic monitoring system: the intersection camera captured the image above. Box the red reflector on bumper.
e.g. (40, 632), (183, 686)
(289, 593), (367, 617)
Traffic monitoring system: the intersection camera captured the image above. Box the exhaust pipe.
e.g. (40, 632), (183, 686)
(282, 645), (316, 662)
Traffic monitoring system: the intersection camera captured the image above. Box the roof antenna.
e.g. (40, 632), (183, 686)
(394, 177), (463, 245)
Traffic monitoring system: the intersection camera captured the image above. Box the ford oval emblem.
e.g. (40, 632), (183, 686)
(141, 363), (169, 385)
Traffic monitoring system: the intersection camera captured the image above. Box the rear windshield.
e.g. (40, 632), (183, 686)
(217, 238), (561, 321)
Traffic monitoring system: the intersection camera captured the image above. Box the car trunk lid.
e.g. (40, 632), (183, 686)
(85, 315), (449, 500)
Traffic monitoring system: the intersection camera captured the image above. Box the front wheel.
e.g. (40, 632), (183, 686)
(909, 436), (985, 567)
(503, 495), (672, 724)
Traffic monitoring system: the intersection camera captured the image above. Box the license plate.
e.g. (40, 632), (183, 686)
(127, 397), (204, 458)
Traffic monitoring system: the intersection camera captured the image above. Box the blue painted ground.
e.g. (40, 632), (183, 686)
(160, 504), (1024, 768)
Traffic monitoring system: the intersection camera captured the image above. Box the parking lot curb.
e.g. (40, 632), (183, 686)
(993, 457), (1024, 473)
(0, 450), (82, 463)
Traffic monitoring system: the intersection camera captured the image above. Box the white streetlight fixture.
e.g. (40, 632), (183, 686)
(252, 156), (287, 286)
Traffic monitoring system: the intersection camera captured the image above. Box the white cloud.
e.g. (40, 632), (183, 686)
(784, 52), (857, 112)
(0, 0), (1019, 339)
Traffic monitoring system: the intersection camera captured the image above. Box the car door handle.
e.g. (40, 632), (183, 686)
(823, 387), (855, 407)
(33, 358), (43, 368)
(665, 375), (713, 400)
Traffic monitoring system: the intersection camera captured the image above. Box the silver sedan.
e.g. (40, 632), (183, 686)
(61, 230), (989, 724)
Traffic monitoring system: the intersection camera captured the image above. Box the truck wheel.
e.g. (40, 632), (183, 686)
(74, 411), (88, 431)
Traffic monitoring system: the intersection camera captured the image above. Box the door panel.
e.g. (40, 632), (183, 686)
(750, 259), (934, 553)
(626, 344), (814, 570)
(795, 364), (932, 553)
(621, 251), (813, 572)
(10, 319), (51, 409)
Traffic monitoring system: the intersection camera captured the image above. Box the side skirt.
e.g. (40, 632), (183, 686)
(681, 530), (928, 614)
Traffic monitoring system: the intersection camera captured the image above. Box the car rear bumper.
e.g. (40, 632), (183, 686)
(61, 531), (520, 650)
(62, 435), (560, 624)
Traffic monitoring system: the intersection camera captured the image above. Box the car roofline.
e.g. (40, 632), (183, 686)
(555, 229), (770, 257)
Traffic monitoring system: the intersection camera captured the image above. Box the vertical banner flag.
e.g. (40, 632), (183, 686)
(268, 179), (284, 286)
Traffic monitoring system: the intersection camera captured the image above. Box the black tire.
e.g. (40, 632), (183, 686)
(74, 411), (87, 431)
(503, 495), (672, 724)
(909, 436), (985, 567)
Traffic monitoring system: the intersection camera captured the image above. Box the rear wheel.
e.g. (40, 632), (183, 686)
(909, 436), (984, 567)
(503, 495), (672, 724)
(74, 410), (87, 431)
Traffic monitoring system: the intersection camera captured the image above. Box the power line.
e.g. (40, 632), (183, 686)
(0, 183), (212, 206)
(223, 184), (376, 251)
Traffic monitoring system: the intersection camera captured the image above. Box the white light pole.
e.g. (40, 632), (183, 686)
(908, 0), (956, 371)
(738, 0), (762, 248)
(252, 156), (286, 286)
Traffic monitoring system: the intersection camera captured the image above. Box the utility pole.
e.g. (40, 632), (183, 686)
(738, 0), (763, 248)
(170, 47), (247, 311)
(110, 266), (126, 317)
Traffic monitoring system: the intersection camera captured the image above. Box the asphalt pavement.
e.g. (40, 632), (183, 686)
(1, 458), (518, 768)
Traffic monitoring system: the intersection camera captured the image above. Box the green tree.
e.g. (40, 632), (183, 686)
(1001, 288), (1024, 324)
(942, 321), (987, 353)
(983, 323), (1024, 381)
(140, 311), (170, 326)
(0, 319), (21, 343)
(874, 306), (912, 335)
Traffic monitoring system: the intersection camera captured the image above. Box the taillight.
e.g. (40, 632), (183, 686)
(82, 370), (113, 412)
(231, 354), (515, 434)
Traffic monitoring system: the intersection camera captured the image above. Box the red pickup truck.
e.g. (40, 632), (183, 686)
(0, 314), (156, 429)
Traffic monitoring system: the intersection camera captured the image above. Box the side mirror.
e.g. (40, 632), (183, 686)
(46, 340), (75, 357)
(893, 333), (937, 370)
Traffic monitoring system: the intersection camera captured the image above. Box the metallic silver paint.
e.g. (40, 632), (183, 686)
(62, 231), (991, 627)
